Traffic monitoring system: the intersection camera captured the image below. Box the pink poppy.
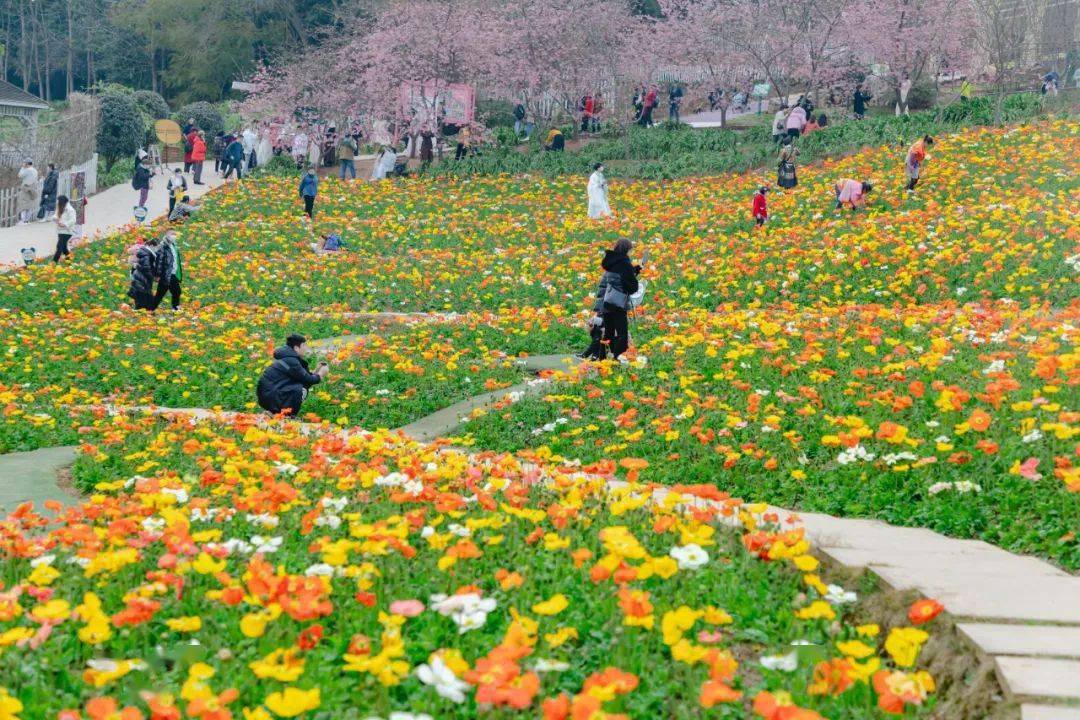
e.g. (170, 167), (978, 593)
(698, 630), (724, 644)
(1019, 457), (1041, 480)
(389, 599), (425, 617)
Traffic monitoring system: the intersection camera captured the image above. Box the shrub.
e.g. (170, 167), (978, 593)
(96, 91), (144, 171)
(133, 90), (170, 120)
(906, 79), (938, 110)
(174, 101), (225, 139)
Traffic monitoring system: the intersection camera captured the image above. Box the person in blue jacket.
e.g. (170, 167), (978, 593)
(299, 167), (318, 219)
(223, 135), (246, 179)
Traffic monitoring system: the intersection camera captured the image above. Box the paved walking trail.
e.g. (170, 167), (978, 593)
(0, 161), (227, 270)
(2, 339), (1078, 716)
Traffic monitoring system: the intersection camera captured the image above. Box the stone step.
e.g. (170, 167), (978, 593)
(995, 656), (1080, 702)
(958, 623), (1080, 660)
(1022, 704), (1080, 720)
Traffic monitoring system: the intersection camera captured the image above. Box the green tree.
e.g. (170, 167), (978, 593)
(96, 90), (143, 170)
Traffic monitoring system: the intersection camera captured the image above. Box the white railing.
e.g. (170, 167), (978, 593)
(0, 153), (97, 227)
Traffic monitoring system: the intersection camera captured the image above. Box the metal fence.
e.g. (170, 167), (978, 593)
(0, 153), (97, 227)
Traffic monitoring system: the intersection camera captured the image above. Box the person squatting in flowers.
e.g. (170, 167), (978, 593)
(256, 334), (329, 416)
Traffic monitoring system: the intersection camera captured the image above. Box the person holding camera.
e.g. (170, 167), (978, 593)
(588, 239), (641, 361)
(256, 335), (329, 417)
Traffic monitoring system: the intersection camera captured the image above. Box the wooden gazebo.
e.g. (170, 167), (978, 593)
(0, 80), (49, 166)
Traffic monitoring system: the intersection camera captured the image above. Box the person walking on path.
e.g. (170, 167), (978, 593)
(587, 163), (613, 219)
(853, 86), (871, 119)
(190, 131), (207, 185)
(212, 132), (226, 174)
(668, 84), (684, 123)
(52, 195), (77, 263)
(299, 167), (318, 219)
(785, 105), (807, 139)
(132, 157), (152, 211)
(223, 135), (245, 180)
(256, 334), (329, 416)
(167, 169), (187, 215)
(337, 133), (358, 179)
(182, 124), (197, 173)
(151, 230), (183, 311)
(777, 136), (800, 189)
(642, 86), (658, 127)
(905, 135), (933, 192)
(834, 178), (873, 211)
(590, 238), (641, 361)
(16, 160), (39, 225)
(38, 163), (59, 220)
(752, 186), (769, 227)
(128, 237), (160, 310)
(514, 102), (532, 138)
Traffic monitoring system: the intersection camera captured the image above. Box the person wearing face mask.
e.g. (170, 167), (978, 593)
(299, 166), (319, 219)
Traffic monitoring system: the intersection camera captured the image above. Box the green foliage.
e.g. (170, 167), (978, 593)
(174, 101), (226, 139)
(248, 153), (299, 178)
(432, 92), (1051, 180)
(906, 79), (938, 110)
(133, 89), (170, 119)
(476, 98), (517, 128)
(97, 155), (135, 190)
(96, 91), (144, 171)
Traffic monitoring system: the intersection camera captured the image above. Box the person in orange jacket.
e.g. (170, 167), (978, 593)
(905, 135), (934, 191)
(190, 130), (207, 185)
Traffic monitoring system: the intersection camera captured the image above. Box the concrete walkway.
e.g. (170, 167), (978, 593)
(0, 446), (79, 513)
(0, 161), (227, 270)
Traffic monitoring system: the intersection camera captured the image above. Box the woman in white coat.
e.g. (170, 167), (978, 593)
(587, 163), (612, 219)
(370, 145), (397, 180)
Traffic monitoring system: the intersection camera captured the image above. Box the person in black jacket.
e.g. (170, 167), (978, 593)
(37, 163), (59, 219)
(587, 238), (640, 361)
(256, 335), (329, 416)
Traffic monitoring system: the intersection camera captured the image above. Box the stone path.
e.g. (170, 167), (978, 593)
(7, 343), (1080, 717)
(741, 503), (1080, 716)
(398, 354), (582, 442)
(0, 160), (228, 271)
(0, 446), (79, 513)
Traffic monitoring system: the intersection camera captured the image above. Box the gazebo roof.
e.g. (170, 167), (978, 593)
(0, 81), (48, 111)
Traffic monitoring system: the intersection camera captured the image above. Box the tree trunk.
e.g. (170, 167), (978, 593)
(66, 0), (75, 97)
(19, 0), (30, 91)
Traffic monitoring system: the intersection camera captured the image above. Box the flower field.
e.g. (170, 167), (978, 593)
(0, 117), (1076, 717)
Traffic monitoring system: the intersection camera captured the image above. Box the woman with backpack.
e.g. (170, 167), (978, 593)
(777, 136), (799, 189)
(588, 239), (641, 361)
(132, 157), (152, 210)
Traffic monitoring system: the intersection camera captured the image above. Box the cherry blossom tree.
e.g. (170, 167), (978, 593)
(843, 0), (974, 107)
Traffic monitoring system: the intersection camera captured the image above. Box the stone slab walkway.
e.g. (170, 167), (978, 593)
(744, 503), (1080, 715)
(0, 446), (79, 513)
(0, 160), (227, 271)
(397, 354), (583, 442)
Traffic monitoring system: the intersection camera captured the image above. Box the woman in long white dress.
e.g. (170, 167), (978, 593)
(587, 163), (612, 219)
(256, 127), (273, 167)
(370, 145), (397, 180)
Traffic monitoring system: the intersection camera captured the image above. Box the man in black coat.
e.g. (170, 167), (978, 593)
(256, 335), (329, 416)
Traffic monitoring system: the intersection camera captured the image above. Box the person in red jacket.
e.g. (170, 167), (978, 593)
(752, 186), (768, 227)
(183, 127), (196, 172)
(190, 130), (207, 185)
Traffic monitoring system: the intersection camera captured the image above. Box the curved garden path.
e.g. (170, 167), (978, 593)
(2, 331), (1078, 717)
